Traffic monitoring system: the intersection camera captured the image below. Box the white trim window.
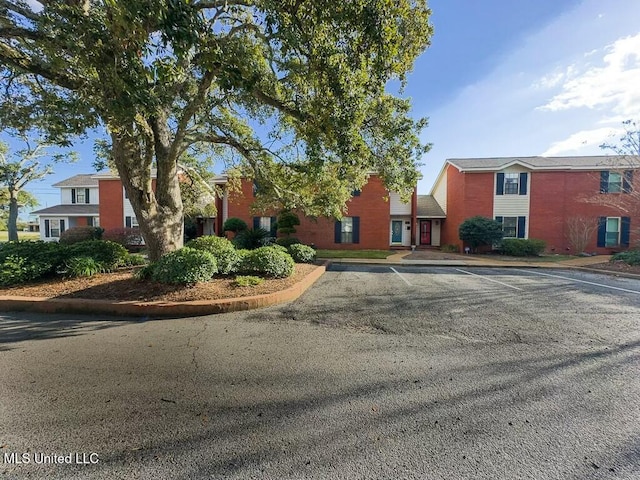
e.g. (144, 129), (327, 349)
(341, 217), (353, 243)
(44, 218), (66, 238)
(503, 173), (519, 195)
(605, 217), (620, 247)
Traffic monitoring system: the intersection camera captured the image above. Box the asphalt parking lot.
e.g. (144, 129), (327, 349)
(1, 265), (639, 479)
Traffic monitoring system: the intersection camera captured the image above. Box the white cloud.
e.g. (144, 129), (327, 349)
(541, 127), (622, 156)
(538, 33), (640, 117)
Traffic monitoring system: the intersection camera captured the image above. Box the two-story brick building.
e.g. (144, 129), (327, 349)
(430, 156), (638, 253)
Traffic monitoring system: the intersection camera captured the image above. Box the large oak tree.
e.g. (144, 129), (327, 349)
(0, 0), (432, 260)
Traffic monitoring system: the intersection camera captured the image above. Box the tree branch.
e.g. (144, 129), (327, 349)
(0, 0), (40, 22)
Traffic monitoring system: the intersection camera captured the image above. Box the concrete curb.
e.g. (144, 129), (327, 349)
(0, 262), (328, 318)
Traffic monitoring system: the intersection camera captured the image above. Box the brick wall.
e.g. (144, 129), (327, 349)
(98, 180), (124, 230)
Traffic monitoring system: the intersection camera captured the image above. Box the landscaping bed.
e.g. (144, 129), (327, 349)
(586, 261), (640, 276)
(0, 263), (319, 302)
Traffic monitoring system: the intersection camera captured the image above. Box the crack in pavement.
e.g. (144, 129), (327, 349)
(186, 320), (209, 373)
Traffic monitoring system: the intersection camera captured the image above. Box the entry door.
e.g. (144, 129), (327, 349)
(420, 220), (432, 245)
(391, 220), (403, 243)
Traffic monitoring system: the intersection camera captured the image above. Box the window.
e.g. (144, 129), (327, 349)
(44, 219), (65, 238)
(600, 170), (633, 194)
(253, 216), (277, 235)
(72, 188), (90, 204)
(258, 217), (271, 231)
(496, 172), (527, 195)
(605, 217), (620, 247)
(504, 173), (519, 195)
(125, 216), (139, 228)
(334, 216), (360, 244)
(495, 216), (526, 239)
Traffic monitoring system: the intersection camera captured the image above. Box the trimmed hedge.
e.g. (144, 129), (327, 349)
(0, 241), (68, 285)
(611, 250), (640, 266)
(499, 238), (546, 256)
(288, 244), (316, 263)
(275, 237), (301, 248)
(185, 235), (239, 274)
(241, 246), (294, 278)
(67, 240), (129, 271)
(102, 228), (144, 251)
(150, 247), (218, 284)
(59, 226), (104, 245)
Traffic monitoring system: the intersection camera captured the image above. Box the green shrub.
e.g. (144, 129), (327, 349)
(288, 244), (316, 263)
(441, 244), (459, 253)
(459, 216), (504, 250)
(499, 238), (546, 256)
(233, 227), (270, 250)
(185, 235), (239, 274)
(277, 210), (300, 236)
(67, 240), (129, 271)
(275, 237), (301, 248)
(223, 217), (248, 233)
(611, 250), (640, 266)
(233, 275), (264, 287)
(242, 246), (295, 278)
(102, 228), (144, 252)
(63, 256), (106, 277)
(123, 253), (147, 266)
(150, 247), (218, 284)
(59, 226), (104, 245)
(134, 263), (155, 280)
(0, 241), (69, 285)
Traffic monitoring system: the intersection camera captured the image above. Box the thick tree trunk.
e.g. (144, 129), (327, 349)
(8, 191), (19, 242)
(111, 127), (184, 262)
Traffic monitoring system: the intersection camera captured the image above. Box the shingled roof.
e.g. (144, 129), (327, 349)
(31, 204), (99, 215)
(52, 174), (99, 188)
(447, 155), (640, 171)
(416, 195), (445, 218)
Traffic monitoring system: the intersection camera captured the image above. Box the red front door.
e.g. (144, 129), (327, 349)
(420, 220), (431, 245)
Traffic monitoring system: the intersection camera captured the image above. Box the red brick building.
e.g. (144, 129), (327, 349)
(430, 156), (639, 254)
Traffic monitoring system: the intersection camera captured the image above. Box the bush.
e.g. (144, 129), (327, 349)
(242, 246), (295, 278)
(0, 241), (69, 285)
(63, 256), (106, 277)
(233, 227), (270, 250)
(59, 226), (104, 245)
(223, 217), (248, 233)
(233, 275), (264, 287)
(123, 253), (147, 267)
(66, 240), (129, 271)
(185, 235), (240, 274)
(102, 228), (144, 251)
(277, 210), (300, 236)
(150, 247), (218, 284)
(499, 238), (546, 256)
(288, 244), (316, 263)
(611, 250), (640, 266)
(441, 244), (459, 253)
(459, 216), (504, 250)
(276, 237), (301, 248)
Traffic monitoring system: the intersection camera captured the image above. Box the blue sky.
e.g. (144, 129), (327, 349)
(15, 0), (640, 210)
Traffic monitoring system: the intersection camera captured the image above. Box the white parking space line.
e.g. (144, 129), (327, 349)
(390, 267), (413, 287)
(455, 268), (523, 291)
(514, 269), (640, 295)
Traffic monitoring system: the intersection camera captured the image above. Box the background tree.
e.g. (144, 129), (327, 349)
(0, 188), (38, 232)
(0, 1), (432, 260)
(458, 216), (504, 252)
(276, 210), (300, 237)
(0, 139), (66, 241)
(565, 215), (599, 254)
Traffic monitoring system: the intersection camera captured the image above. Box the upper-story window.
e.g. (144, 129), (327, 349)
(496, 172), (527, 196)
(600, 170), (633, 194)
(72, 188), (90, 204)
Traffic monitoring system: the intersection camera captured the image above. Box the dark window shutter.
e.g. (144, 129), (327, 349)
(597, 217), (607, 247)
(125, 216), (132, 228)
(621, 217), (631, 246)
(270, 216), (277, 236)
(495, 216), (503, 224)
(352, 217), (360, 244)
(60, 219), (65, 233)
(517, 216), (526, 238)
(45, 219), (50, 237)
(334, 221), (342, 244)
(85, 188), (90, 203)
(519, 173), (528, 195)
(623, 170), (633, 193)
(253, 217), (260, 229)
(600, 171), (609, 193)
(496, 173), (504, 195)
(71, 189), (76, 204)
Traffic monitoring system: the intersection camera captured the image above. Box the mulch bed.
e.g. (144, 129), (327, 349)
(585, 261), (640, 276)
(0, 263), (319, 303)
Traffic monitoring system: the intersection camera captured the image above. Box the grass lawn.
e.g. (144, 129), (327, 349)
(476, 253), (578, 263)
(0, 231), (41, 242)
(315, 249), (392, 259)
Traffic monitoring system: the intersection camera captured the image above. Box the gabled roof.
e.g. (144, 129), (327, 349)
(416, 195), (445, 218)
(52, 174), (99, 188)
(31, 204), (99, 216)
(447, 155), (640, 172)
